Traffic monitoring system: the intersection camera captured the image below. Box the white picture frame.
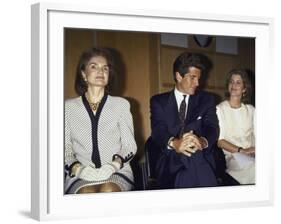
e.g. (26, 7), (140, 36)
(31, 2), (274, 221)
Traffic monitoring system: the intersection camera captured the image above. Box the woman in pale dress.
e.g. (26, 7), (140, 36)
(216, 69), (255, 184)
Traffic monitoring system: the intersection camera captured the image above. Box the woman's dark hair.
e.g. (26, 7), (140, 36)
(225, 69), (252, 104)
(74, 47), (115, 96)
(173, 52), (205, 82)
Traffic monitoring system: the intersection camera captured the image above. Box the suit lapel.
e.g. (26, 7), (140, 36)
(165, 91), (181, 136)
(186, 93), (198, 123)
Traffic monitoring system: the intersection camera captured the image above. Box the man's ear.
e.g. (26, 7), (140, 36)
(175, 72), (182, 82)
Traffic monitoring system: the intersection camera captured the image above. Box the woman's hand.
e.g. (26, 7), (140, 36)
(79, 166), (99, 181)
(79, 161), (120, 182)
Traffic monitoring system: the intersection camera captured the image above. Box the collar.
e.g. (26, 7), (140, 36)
(174, 87), (189, 109)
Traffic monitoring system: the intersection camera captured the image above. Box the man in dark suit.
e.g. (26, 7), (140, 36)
(150, 52), (218, 189)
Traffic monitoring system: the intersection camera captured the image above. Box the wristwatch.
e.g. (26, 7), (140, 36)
(237, 147), (243, 152)
(69, 162), (81, 177)
(112, 154), (124, 169)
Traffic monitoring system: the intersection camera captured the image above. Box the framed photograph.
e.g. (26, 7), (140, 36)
(31, 2), (274, 221)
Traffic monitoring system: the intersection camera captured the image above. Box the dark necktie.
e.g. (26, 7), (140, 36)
(179, 95), (187, 137)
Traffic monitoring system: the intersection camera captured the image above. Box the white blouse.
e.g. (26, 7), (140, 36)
(216, 100), (255, 184)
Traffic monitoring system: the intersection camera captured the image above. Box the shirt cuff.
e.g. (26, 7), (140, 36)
(201, 137), (208, 149)
(167, 137), (175, 150)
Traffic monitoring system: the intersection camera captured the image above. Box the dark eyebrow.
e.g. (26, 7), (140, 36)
(88, 62), (109, 67)
(230, 79), (242, 82)
(190, 74), (199, 78)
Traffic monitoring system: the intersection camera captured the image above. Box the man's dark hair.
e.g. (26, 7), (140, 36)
(173, 52), (205, 82)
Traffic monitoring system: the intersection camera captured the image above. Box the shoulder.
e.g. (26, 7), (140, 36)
(64, 97), (82, 118)
(216, 100), (228, 109)
(65, 96), (82, 108)
(196, 90), (213, 99)
(194, 90), (216, 105)
(150, 91), (173, 104)
(244, 103), (255, 112)
(107, 95), (130, 108)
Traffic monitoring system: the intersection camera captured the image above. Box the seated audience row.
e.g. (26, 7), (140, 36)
(64, 48), (255, 194)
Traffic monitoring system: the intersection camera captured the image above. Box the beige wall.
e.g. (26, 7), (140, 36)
(64, 29), (95, 99)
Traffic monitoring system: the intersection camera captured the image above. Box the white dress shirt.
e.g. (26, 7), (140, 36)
(167, 88), (190, 149)
(174, 87), (189, 118)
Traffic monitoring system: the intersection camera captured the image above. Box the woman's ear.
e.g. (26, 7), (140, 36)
(175, 72), (182, 82)
(242, 88), (247, 97)
(81, 71), (87, 82)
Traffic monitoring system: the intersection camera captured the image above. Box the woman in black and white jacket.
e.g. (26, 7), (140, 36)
(65, 47), (137, 194)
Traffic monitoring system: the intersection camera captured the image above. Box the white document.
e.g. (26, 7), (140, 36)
(232, 152), (255, 169)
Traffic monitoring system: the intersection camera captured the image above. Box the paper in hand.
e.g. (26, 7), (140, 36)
(233, 152), (255, 169)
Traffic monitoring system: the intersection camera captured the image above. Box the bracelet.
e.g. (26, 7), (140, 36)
(168, 137), (174, 146)
(237, 147), (243, 152)
(112, 154), (124, 169)
(69, 162), (81, 177)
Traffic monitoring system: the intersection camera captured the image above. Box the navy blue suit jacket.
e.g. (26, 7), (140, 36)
(150, 90), (219, 188)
